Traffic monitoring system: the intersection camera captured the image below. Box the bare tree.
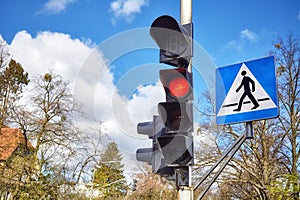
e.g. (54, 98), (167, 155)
(126, 165), (176, 200)
(193, 34), (300, 199)
(271, 33), (300, 199)
(4, 72), (103, 199)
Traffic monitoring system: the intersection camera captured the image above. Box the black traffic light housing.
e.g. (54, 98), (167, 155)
(150, 15), (193, 68)
(157, 135), (193, 166)
(136, 14), (194, 179)
(136, 116), (175, 176)
(158, 67), (193, 134)
(158, 102), (193, 133)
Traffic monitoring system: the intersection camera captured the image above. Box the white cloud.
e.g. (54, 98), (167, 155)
(129, 83), (164, 122)
(8, 30), (161, 154)
(40, 0), (77, 14)
(223, 29), (259, 54)
(110, 0), (148, 23)
(240, 29), (258, 43)
(10, 31), (93, 81)
(224, 40), (243, 54)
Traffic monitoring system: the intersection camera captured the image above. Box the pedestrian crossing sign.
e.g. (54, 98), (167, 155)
(216, 56), (279, 125)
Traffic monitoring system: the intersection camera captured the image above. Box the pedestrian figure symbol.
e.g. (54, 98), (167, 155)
(217, 62), (276, 117)
(233, 70), (259, 112)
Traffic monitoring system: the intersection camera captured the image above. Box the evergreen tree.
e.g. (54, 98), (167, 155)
(0, 59), (29, 129)
(93, 142), (128, 199)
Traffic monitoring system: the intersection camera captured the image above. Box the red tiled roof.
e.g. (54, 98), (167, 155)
(0, 127), (34, 161)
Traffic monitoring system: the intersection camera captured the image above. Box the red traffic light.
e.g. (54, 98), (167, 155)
(169, 76), (189, 98)
(160, 68), (193, 102)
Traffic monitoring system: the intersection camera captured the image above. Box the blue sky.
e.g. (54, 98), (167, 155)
(1, 0), (300, 97)
(1, 0), (300, 171)
(2, 0), (300, 78)
(2, 0), (300, 66)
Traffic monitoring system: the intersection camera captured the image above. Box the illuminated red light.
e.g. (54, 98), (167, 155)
(169, 77), (189, 98)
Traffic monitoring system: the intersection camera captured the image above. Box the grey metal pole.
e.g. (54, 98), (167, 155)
(196, 134), (246, 200)
(180, 0), (192, 24)
(180, 0), (193, 74)
(178, 0), (193, 200)
(193, 133), (246, 191)
(246, 121), (254, 139)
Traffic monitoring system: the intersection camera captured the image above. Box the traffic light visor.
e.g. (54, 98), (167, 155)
(150, 15), (190, 57)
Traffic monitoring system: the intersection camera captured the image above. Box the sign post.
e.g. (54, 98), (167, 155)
(193, 56), (279, 199)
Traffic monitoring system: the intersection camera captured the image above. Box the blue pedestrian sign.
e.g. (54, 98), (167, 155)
(216, 56), (279, 125)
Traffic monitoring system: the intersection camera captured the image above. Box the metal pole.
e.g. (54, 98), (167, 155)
(246, 121), (254, 139)
(178, 0), (193, 199)
(193, 133), (246, 191)
(180, 0), (192, 24)
(196, 134), (246, 200)
(180, 0), (193, 74)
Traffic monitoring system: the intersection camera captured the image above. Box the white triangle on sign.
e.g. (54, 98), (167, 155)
(217, 63), (277, 117)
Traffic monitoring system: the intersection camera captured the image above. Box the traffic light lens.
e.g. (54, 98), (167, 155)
(158, 102), (193, 132)
(160, 68), (192, 102)
(169, 77), (189, 98)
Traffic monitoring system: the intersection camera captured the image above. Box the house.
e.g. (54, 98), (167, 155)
(0, 127), (35, 200)
(0, 127), (34, 161)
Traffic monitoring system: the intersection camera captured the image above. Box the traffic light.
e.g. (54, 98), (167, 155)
(150, 15), (193, 68)
(136, 14), (194, 176)
(157, 135), (193, 166)
(158, 68), (193, 133)
(135, 116), (161, 165)
(157, 68), (194, 166)
(136, 116), (174, 175)
(151, 15), (194, 167)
